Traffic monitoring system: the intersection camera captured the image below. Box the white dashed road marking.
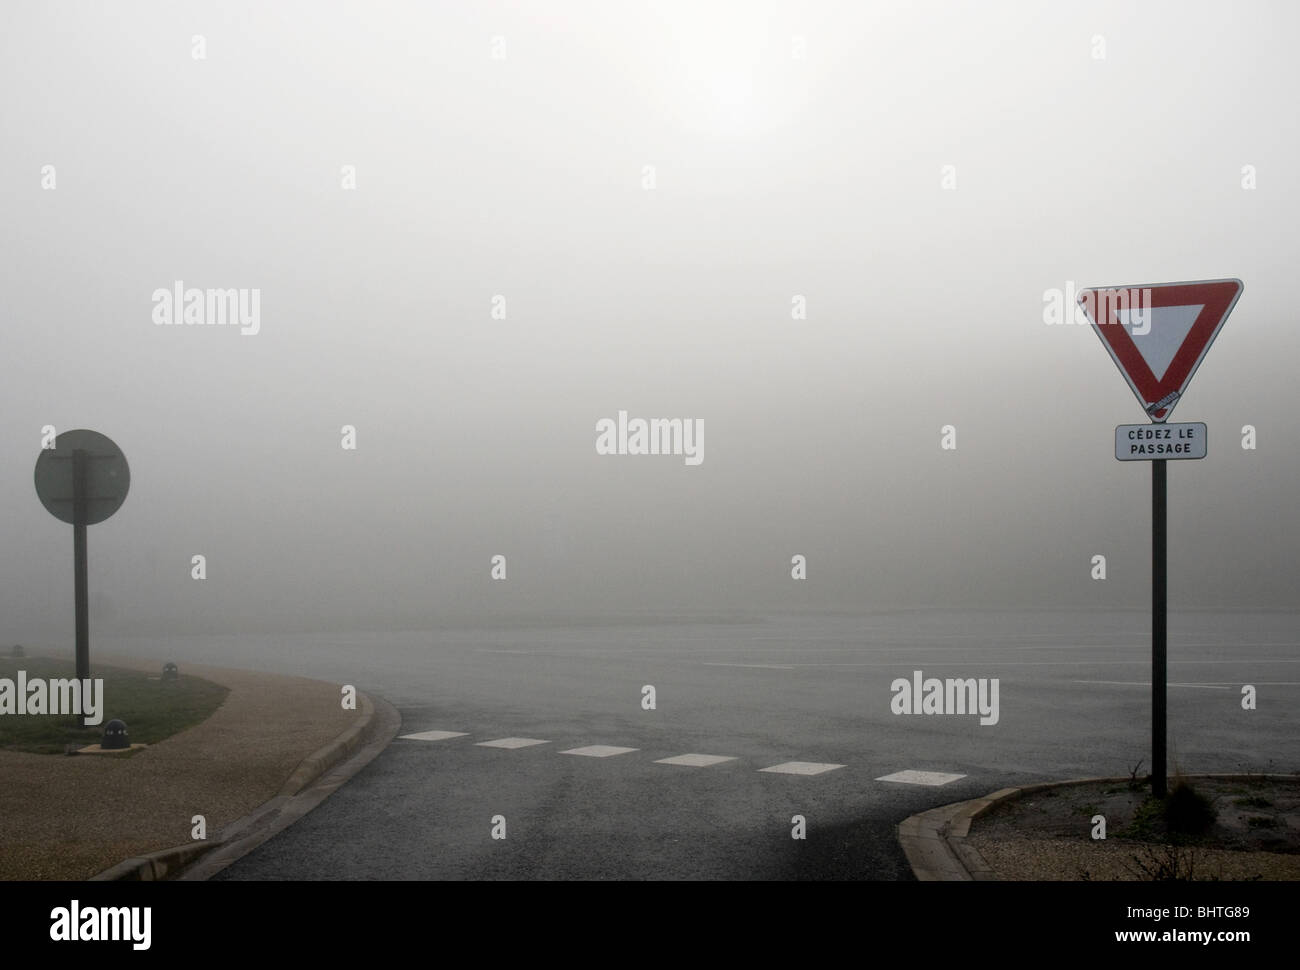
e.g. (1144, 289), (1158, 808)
(560, 745), (639, 758)
(759, 762), (844, 776)
(701, 663), (796, 670)
(399, 730), (470, 742)
(876, 769), (966, 786)
(394, 725), (974, 790)
(654, 753), (737, 767)
(778, 659), (1300, 667)
(1073, 680), (1232, 689)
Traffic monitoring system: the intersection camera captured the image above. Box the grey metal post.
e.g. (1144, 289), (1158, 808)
(73, 448), (89, 728)
(1152, 458), (1167, 798)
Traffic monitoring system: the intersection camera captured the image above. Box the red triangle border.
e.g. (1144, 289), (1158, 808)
(1079, 279), (1243, 420)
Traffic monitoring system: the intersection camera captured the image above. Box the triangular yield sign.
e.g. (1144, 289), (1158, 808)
(1078, 278), (1243, 421)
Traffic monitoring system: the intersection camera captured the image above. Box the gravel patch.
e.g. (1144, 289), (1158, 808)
(965, 777), (1300, 881)
(0, 653), (356, 880)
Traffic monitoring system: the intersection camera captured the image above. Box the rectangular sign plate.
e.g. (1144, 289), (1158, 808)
(1115, 422), (1207, 461)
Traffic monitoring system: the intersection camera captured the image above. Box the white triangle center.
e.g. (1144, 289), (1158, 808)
(1115, 304), (1203, 381)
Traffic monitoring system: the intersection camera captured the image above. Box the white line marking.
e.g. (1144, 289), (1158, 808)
(876, 769), (966, 786)
(559, 745), (639, 758)
(1073, 681), (1232, 689)
(399, 730), (469, 741)
(759, 761), (844, 776)
(701, 662), (795, 670)
(766, 659), (1300, 667)
(654, 753), (737, 767)
(475, 737), (550, 748)
(1076, 680), (1300, 688)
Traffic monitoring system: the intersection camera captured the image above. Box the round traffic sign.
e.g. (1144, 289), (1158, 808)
(34, 429), (130, 525)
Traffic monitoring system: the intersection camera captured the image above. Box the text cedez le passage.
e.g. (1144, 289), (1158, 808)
(1125, 424), (1200, 456)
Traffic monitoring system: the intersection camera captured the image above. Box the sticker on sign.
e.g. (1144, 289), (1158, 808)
(1115, 423), (1207, 461)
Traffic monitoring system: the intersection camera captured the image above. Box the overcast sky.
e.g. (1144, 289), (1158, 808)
(2, 1), (1297, 638)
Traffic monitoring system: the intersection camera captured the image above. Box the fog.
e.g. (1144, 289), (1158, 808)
(2, 1), (1297, 639)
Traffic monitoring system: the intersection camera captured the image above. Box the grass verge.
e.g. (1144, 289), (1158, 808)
(0, 656), (228, 754)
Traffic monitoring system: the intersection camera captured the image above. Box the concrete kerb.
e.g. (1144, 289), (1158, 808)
(278, 692), (377, 798)
(92, 690), (400, 881)
(897, 773), (1300, 881)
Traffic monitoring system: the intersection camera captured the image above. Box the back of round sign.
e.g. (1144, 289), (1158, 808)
(33, 429), (130, 525)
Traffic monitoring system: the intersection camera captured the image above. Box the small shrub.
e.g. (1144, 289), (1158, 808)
(1127, 760), (1146, 791)
(1125, 842), (1202, 881)
(1165, 781), (1217, 837)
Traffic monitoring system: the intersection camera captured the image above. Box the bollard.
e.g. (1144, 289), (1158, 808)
(101, 719), (129, 750)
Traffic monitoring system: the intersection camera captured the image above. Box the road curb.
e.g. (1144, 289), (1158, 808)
(896, 773), (1300, 881)
(175, 692), (401, 881)
(278, 692), (378, 797)
(91, 690), (398, 881)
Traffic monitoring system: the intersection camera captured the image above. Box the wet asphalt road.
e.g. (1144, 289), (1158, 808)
(145, 611), (1300, 880)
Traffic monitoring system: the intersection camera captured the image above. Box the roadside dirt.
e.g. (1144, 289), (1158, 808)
(964, 776), (1300, 881)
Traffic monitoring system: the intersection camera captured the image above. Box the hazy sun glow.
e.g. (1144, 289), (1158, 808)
(666, 22), (783, 137)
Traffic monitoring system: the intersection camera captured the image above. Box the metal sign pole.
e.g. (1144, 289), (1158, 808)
(1152, 457), (1167, 798)
(35, 431), (130, 730)
(1082, 279), (1243, 801)
(72, 448), (90, 728)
